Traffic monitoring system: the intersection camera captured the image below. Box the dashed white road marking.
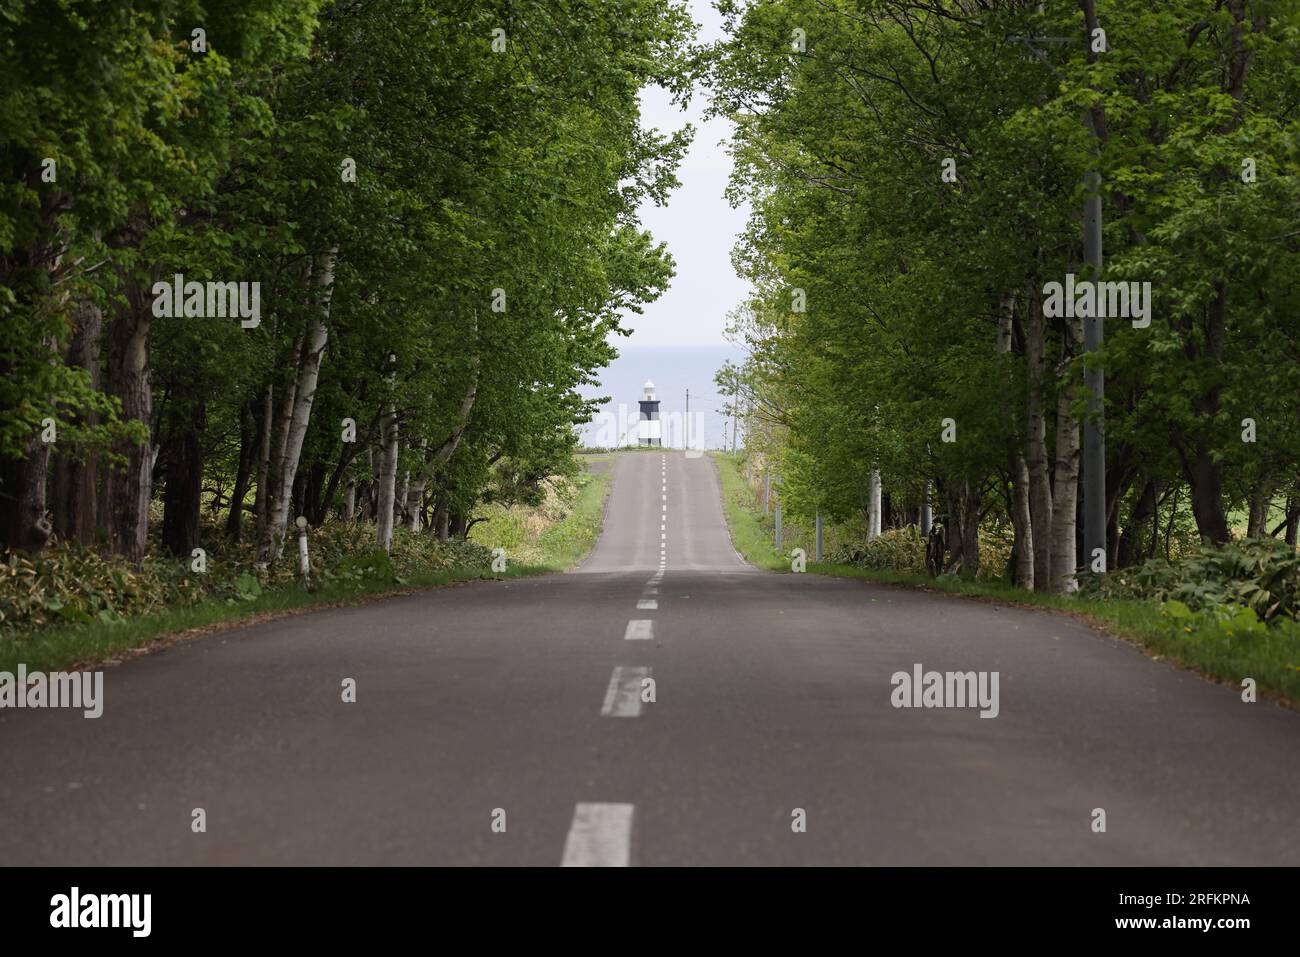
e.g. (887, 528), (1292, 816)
(561, 803), (634, 867)
(601, 666), (651, 717)
(637, 599), (658, 610)
(623, 619), (654, 641)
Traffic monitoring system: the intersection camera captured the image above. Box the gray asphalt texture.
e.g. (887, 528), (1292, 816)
(1, 450), (1297, 865)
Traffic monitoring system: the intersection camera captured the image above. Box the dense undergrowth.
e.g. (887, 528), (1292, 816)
(0, 517), (492, 633)
(0, 463), (610, 673)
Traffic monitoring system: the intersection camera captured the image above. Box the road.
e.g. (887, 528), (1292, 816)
(2, 450), (1298, 865)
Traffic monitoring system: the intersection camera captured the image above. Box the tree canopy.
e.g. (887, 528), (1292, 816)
(709, 0), (1300, 591)
(0, 0), (695, 562)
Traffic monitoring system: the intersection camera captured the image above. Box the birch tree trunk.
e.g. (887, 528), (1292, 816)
(405, 440), (428, 531)
(375, 411), (399, 552)
(867, 470), (881, 539)
(395, 468), (410, 528)
(414, 324), (480, 525)
(429, 331), (480, 471)
(258, 247), (337, 562)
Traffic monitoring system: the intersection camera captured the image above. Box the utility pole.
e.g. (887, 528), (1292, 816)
(684, 388), (690, 453)
(1011, 10), (1107, 576)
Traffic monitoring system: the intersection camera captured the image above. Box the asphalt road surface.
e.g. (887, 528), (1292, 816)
(2, 450), (1298, 865)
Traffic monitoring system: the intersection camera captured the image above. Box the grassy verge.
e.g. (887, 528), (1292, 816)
(535, 460), (612, 569)
(713, 451), (788, 571)
(1, 461), (612, 675)
(0, 563), (538, 675)
(711, 453), (1300, 705)
(469, 458), (611, 571)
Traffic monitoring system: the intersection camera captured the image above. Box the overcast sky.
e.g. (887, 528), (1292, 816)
(621, 0), (751, 347)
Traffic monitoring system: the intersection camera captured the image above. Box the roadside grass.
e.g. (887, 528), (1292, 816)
(711, 453), (1300, 705)
(469, 462), (611, 571)
(0, 563), (538, 676)
(535, 465), (611, 569)
(0, 461), (612, 675)
(713, 451), (788, 571)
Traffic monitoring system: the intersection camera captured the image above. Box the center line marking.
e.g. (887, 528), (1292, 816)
(561, 803), (634, 867)
(601, 666), (651, 716)
(623, 619), (654, 640)
(637, 599), (658, 610)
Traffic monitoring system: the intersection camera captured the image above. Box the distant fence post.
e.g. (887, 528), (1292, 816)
(815, 511), (823, 562)
(296, 516), (311, 588)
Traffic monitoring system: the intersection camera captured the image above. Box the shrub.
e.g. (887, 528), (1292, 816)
(830, 526), (926, 574)
(1082, 537), (1300, 622)
(0, 541), (211, 630)
(1, 520), (495, 634)
(829, 523), (1012, 582)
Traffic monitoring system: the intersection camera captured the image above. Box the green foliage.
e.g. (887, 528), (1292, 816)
(1084, 538), (1300, 623)
(0, 518), (489, 632)
(707, 0), (1300, 583)
(472, 462), (611, 571)
(830, 527), (926, 575)
(0, 449), (606, 637)
(0, 541), (206, 631)
(712, 452), (789, 571)
(0, 1), (696, 580)
(829, 523), (1014, 583)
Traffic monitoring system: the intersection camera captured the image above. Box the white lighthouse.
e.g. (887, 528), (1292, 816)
(638, 380), (661, 446)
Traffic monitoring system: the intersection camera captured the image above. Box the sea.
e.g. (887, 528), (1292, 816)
(575, 344), (746, 450)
